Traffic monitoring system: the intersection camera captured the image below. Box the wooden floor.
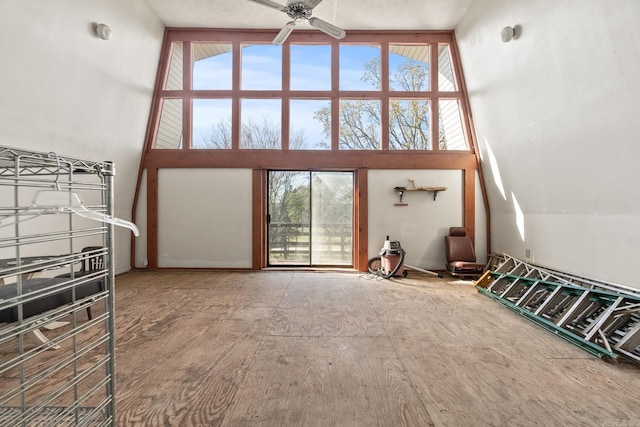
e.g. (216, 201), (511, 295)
(112, 270), (640, 426)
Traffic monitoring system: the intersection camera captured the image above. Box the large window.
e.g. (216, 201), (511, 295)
(148, 31), (471, 154)
(138, 30), (484, 272)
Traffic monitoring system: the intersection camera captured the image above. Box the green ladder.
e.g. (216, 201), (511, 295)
(476, 254), (640, 365)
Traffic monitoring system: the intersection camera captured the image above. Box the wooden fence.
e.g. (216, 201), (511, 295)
(268, 223), (352, 265)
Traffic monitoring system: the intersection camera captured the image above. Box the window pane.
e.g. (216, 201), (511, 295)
(438, 99), (467, 150)
(311, 172), (353, 265)
(339, 99), (381, 150)
(339, 45), (381, 90)
(154, 98), (182, 149)
(193, 42), (232, 90)
(290, 99), (331, 150)
(192, 99), (232, 149)
(290, 45), (331, 90)
(390, 99), (431, 150)
(241, 44), (282, 90)
(389, 44), (430, 91)
(241, 99), (282, 149)
(438, 44), (458, 91)
(164, 42), (183, 90)
(268, 171), (310, 265)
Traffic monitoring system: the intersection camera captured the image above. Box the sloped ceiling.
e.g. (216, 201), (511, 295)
(143, 0), (474, 30)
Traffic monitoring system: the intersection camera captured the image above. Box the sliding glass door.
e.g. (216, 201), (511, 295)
(268, 171), (311, 265)
(268, 171), (353, 266)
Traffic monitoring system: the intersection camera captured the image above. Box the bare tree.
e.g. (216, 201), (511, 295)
(198, 117), (306, 149)
(315, 57), (442, 150)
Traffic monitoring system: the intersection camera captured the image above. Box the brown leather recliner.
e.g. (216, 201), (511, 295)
(444, 227), (485, 278)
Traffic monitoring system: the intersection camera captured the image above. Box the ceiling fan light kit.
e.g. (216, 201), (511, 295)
(248, 0), (346, 44)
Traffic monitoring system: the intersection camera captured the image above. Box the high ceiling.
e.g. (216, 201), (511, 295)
(143, 0), (474, 31)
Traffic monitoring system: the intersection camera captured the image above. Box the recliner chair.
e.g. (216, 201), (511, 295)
(444, 227), (485, 278)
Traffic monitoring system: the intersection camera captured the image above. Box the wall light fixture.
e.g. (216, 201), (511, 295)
(95, 23), (112, 41)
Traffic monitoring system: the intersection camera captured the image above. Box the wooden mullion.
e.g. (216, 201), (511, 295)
(380, 42), (390, 151)
(430, 43), (439, 151)
(331, 38), (340, 151)
(232, 40), (241, 150)
(282, 42), (290, 151)
(182, 41), (192, 149)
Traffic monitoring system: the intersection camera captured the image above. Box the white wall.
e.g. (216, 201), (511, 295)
(139, 168), (478, 271)
(456, 0), (640, 288)
(0, 0), (164, 274)
(157, 169), (253, 268)
(368, 170), (466, 270)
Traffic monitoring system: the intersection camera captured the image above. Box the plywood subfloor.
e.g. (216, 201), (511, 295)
(111, 271), (640, 426)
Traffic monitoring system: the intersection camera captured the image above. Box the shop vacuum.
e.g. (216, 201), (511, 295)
(368, 236), (443, 279)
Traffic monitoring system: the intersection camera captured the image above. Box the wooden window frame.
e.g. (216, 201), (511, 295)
(132, 29), (489, 271)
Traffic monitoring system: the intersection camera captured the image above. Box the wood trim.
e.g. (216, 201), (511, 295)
(183, 41), (192, 149)
(380, 43), (390, 151)
(282, 41), (291, 151)
(163, 29), (455, 44)
(146, 168), (159, 269)
(331, 38), (340, 151)
(464, 168), (475, 244)
(430, 43), (440, 151)
(252, 169), (265, 270)
(232, 40), (241, 150)
(131, 29), (172, 268)
(132, 29), (486, 270)
(450, 32), (491, 254)
(356, 169), (369, 271)
(159, 89), (463, 98)
(143, 150), (477, 170)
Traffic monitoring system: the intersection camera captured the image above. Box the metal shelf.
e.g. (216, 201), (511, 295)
(0, 146), (116, 426)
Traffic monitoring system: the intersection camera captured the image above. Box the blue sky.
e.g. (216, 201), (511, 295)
(190, 43), (431, 148)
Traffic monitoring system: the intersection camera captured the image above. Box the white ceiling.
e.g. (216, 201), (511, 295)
(143, 0), (475, 31)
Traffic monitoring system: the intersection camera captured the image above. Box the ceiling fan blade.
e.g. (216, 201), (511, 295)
(308, 17), (346, 40)
(247, 0), (288, 12)
(273, 21), (296, 45)
(300, 0), (324, 9)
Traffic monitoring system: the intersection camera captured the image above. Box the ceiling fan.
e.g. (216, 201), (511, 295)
(248, 0), (346, 44)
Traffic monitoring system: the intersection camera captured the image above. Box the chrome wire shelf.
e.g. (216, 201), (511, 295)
(0, 145), (116, 426)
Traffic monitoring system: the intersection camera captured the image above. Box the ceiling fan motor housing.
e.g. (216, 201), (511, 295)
(286, 2), (312, 20)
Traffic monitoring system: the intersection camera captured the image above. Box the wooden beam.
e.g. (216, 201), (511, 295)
(132, 29), (487, 270)
(451, 32), (491, 254)
(356, 169), (369, 272)
(252, 169), (265, 270)
(146, 168), (159, 269)
(143, 150), (477, 171)
(464, 168), (475, 244)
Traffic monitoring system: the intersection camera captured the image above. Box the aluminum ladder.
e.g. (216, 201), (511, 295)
(476, 254), (640, 365)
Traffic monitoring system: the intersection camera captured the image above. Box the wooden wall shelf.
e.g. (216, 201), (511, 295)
(393, 186), (447, 205)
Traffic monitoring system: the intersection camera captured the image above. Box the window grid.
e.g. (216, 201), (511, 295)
(149, 31), (470, 153)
